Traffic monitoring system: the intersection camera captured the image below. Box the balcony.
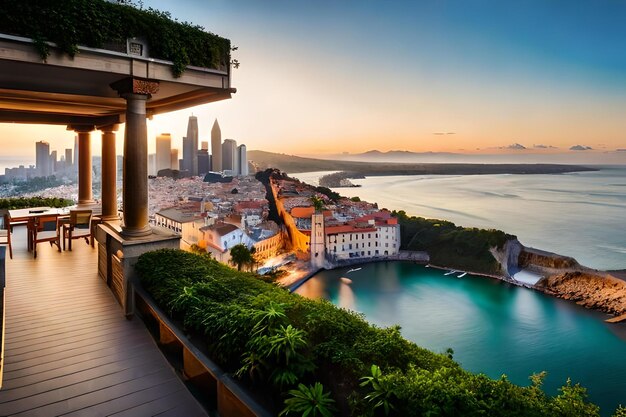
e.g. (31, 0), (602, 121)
(0, 228), (207, 415)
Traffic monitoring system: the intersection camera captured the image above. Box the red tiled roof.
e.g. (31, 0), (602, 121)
(235, 200), (265, 210)
(325, 225), (377, 235)
(290, 207), (333, 219)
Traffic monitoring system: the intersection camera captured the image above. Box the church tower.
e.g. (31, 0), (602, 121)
(310, 212), (326, 268)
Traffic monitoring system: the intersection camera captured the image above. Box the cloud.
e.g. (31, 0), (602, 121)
(616, 148), (626, 152)
(504, 143), (527, 150)
(533, 144), (558, 149)
(446, 132), (456, 135)
(433, 132), (445, 135)
(570, 145), (593, 151)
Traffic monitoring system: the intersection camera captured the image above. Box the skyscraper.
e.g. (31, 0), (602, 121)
(211, 119), (222, 172)
(65, 148), (72, 168)
(50, 150), (58, 173)
(170, 149), (179, 170)
(197, 149), (210, 175)
(156, 133), (172, 173)
(238, 144), (248, 176)
(35, 141), (50, 177)
(182, 116), (199, 175)
(198, 141), (210, 173)
(222, 139), (237, 172)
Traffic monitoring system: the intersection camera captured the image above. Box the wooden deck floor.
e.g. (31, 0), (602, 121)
(0, 228), (207, 417)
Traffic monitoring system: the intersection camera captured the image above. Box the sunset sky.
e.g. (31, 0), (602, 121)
(2, 0), (626, 161)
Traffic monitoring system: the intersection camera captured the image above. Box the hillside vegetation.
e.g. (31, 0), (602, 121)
(393, 210), (514, 275)
(248, 150), (596, 176)
(136, 249), (610, 417)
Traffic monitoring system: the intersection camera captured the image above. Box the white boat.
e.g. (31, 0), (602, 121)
(347, 267), (362, 273)
(458, 272), (467, 278)
(444, 270), (457, 276)
(425, 264), (430, 268)
(340, 277), (353, 284)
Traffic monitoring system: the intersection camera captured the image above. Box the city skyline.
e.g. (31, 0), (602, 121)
(2, 116), (250, 177)
(1, 0), (625, 161)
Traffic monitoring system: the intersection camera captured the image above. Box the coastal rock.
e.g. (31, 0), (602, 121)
(518, 247), (580, 272)
(490, 238), (523, 278)
(536, 271), (626, 316)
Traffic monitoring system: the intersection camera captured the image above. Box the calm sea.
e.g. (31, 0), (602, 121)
(296, 263), (626, 415)
(294, 166), (626, 270)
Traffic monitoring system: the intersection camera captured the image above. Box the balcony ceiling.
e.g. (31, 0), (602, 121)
(0, 35), (235, 128)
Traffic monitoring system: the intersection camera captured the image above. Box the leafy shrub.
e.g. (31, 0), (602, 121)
(281, 383), (336, 417)
(392, 210), (515, 274)
(136, 249), (602, 416)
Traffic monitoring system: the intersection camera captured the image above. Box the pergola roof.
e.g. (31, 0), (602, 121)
(0, 34), (235, 128)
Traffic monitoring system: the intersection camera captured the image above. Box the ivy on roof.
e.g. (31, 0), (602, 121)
(0, 0), (231, 77)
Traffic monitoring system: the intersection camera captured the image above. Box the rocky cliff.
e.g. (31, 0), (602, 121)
(536, 272), (626, 316)
(518, 247), (581, 273)
(490, 238), (522, 278)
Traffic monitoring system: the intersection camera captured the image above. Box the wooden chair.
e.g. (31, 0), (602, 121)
(5, 211), (28, 233)
(62, 210), (93, 251)
(0, 214), (12, 259)
(31, 215), (61, 259)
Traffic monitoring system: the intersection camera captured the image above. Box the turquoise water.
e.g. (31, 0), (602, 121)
(295, 262), (626, 414)
(294, 166), (626, 270)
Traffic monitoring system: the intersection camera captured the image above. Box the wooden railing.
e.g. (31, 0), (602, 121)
(133, 284), (273, 417)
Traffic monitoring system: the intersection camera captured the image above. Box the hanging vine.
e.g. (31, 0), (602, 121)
(0, 0), (232, 77)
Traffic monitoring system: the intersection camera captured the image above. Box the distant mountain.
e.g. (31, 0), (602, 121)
(322, 150), (469, 163)
(247, 150), (596, 176)
(247, 150), (369, 173)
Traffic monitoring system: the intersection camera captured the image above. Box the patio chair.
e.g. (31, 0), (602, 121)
(1, 213), (13, 259)
(31, 215), (61, 259)
(62, 210), (93, 251)
(5, 211), (28, 232)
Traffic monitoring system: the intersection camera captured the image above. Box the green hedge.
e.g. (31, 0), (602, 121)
(136, 249), (606, 416)
(0, 0), (230, 77)
(393, 210), (515, 275)
(0, 196), (74, 210)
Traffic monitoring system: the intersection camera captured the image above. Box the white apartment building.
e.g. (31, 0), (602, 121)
(312, 211), (401, 261)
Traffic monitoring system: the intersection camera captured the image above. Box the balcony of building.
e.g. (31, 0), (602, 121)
(0, 228), (207, 416)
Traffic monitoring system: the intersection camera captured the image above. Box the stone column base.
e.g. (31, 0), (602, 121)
(96, 222), (180, 317)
